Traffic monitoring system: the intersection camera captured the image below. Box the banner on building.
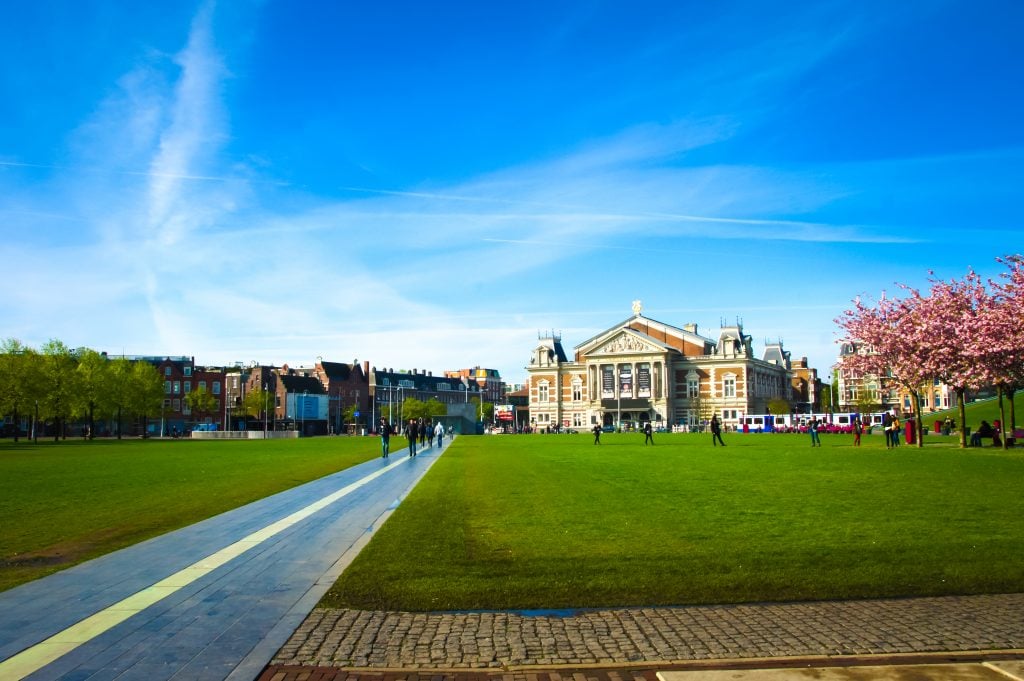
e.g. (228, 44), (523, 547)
(637, 364), (651, 398)
(495, 404), (515, 421)
(619, 365), (633, 399)
(602, 365), (615, 398)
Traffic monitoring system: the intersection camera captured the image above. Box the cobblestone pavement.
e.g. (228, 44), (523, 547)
(264, 593), (1024, 675)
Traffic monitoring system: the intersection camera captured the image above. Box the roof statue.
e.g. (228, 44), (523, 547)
(632, 299), (643, 316)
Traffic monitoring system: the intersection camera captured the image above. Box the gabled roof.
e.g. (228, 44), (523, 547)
(319, 361), (355, 380)
(278, 374), (326, 394)
(575, 314), (712, 356)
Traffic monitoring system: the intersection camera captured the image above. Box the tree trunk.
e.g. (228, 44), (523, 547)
(998, 385), (1008, 450)
(956, 388), (967, 448)
(912, 390), (924, 448)
(1008, 386), (1017, 433)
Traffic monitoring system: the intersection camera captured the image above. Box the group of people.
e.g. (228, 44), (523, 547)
(378, 417), (447, 458)
(971, 420), (1002, 447)
(592, 420), (659, 445)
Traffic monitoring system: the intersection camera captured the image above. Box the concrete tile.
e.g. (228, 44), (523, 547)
(657, 663), (1011, 680)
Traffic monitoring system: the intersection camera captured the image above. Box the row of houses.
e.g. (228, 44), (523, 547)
(139, 358), (496, 436)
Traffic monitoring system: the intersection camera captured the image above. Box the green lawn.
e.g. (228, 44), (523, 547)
(322, 431), (1024, 611)
(0, 437), (378, 592)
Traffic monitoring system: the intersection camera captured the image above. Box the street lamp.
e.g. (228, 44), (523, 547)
(300, 389), (308, 436)
(263, 382), (268, 438)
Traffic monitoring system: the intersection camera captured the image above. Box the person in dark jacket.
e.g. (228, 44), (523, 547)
(407, 419), (418, 457)
(711, 415), (725, 446)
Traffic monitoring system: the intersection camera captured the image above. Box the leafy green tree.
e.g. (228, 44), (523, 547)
(400, 397), (427, 422)
(243, 387), (274, 430)
(107, 357), (134, 439)
(75, 348), (108, 439)
(129, 361), (164, 436)
(0, 339), (40, 442)
(425, 397), (446, 418)
(184, 386), (217, 425)
(767, 396), (790, 416)
(39, 339), (78, 441)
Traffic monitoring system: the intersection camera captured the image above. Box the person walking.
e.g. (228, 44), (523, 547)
(643, 421), (654, 445)
(592, 422), (602, 444)
(434, 420), (444, 448)
(852, 417), (862, 447)
(418, 418), (427, 449)
(379, 418), (391, 458)
(407, 419), (418, 457)
(809, 417), (821, 447)
(711, 414), (726, 446)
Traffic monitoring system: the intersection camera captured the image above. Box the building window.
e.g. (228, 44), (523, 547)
(173, 381), (181, 394)
(687, 378), (699, 398)
(199, 380), (207, 392)
(573, 413), (583, 427)
(164, 367), (172, 377)
(213, 381), (221, 395)
(172, 399), (181, 411)
(723, 375), (736, 398)
(184, 382), (192, 394)
(184, 366), (192, 377)
(571, 380), (582, 402)
(164, 381), (172, 395)
(538, 381), (550, 403)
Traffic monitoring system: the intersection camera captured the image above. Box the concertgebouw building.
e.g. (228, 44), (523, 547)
(526, 302), (819, 432)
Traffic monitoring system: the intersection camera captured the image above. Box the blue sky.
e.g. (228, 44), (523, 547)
(2, 1), (1022, 385)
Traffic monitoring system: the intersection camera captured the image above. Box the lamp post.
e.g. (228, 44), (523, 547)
(263, 382), (268, 438)
(300, 390), (307, 436)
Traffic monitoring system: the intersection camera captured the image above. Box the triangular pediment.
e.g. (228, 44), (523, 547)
(579, 328), (670, 358)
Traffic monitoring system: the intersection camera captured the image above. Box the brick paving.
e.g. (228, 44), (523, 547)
(260, 593), (1024, 680)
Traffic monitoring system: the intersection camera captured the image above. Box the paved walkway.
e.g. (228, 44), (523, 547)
(0, 438), (448, 681)
(266, 594), (1024, 674)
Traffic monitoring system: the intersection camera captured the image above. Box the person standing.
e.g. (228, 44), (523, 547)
(852, 417), (862, 447)
(809, 417), (821, 447)
(891, 415), (901, 447)
(643, 421), (654, 445)
(407, 419), (418, 457)
(711, 414), (725, 446)
(379, 418), (391, 458)
(592, 422), (602, 444)
(434, 420), (444, 448)
(882, 412), (893, 448)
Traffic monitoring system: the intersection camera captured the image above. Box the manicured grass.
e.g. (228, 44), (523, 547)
(322, 431), (1024, 611)
(0, 437), (378, 592)
(920, 392), (1023, 431)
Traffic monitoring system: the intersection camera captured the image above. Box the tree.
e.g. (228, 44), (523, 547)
(970, 255), (1024, 449)
(184, 386), (217, 426)
(0, 339), (39, 442)
(39, 339), (79, 441)
(243, 387), (274, 432)
(836, 292), (934, 448)
(107, 357), (134, 439)
(766, 396), (790, 416)
(75, 348), (108, 439)
(129, 361), (164, 436)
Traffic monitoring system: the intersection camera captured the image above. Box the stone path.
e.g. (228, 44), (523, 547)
(267, 593), (1024, 671)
